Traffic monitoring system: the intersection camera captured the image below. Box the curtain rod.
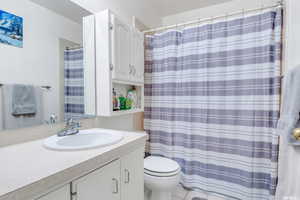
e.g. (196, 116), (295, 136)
(66, 46), (83, 50)
(0, 84), (51, 90)
(144, 1), (284, 34)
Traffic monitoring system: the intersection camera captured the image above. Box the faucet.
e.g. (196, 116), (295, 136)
(57, 118), (81, 137)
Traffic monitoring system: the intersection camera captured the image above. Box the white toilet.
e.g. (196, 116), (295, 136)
(144, 156), (181, 200)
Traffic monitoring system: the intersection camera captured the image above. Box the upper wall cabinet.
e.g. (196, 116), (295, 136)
(111, 14), (144, 83)
(83, 10), (144, 116)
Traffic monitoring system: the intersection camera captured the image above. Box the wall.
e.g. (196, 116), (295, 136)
(70, 0), (161, 28)
(162, 0), (278, 25)
(0, 0), (82, 123)
(284, 0), (300, 70)
(0, 0), (144, 135)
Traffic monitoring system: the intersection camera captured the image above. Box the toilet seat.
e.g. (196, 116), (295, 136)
(144, 156), (181, 177)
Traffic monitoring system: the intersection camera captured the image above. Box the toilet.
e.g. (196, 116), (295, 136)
(144, 156), (181, 200)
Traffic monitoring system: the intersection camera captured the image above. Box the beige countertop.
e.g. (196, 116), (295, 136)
(0, 129), (147, 200)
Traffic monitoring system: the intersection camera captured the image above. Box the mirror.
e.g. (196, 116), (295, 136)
(0, 0), (92, 130)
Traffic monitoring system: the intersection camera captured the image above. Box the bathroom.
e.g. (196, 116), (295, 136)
(0, 0), (299, 199)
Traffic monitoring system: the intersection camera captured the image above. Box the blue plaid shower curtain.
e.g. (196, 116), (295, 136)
(64, 48), (85, 120)
(145, 9), (282, 200)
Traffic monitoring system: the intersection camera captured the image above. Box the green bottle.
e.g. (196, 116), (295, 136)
(119, 96), (126, 110)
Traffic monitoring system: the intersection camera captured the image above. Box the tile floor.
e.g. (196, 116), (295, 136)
(172, 185), (224, 200)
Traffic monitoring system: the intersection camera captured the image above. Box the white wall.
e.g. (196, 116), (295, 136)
(162, 0), (278, 26)
(0, 0), (82, 123)
(70, 0), (161, 28)
(0, 0), (144, 133)
(284, 0), (300, 70)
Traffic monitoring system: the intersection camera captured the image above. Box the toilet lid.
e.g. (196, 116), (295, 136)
(144, 156), (180, 174)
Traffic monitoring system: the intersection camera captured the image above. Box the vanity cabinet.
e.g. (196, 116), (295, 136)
(37, 185), (70, 200)
(121, 148), (144, 200)
(72, 160), (121, 200)
(71, 148), (144, 200)
(35, 148), (144, 200)
(83, 10), (144, 116)
(37, 148), (145, 200)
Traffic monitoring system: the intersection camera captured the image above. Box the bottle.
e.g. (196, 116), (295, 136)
(112, 88), (119, 111)
(127, 88), (137, 109)
(119, 95), (126, 110)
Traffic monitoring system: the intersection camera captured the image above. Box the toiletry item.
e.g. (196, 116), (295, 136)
(127, 88), (138, 109)
(125, 98), (132, 110)
(119, 95), (126, 110)
(112, 88), (119, 111)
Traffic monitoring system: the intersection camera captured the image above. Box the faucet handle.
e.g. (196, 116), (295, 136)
(73, 121), (81, 128)
(66, 118), (74, 126)
(66, 118), (81, 129)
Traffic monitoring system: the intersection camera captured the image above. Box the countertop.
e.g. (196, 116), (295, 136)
(0, 129), (147, 200)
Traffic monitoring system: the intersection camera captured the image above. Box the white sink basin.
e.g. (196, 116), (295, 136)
(44, 129), (124, 151)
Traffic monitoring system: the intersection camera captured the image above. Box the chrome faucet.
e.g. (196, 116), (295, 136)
(57, 118), (81, 137)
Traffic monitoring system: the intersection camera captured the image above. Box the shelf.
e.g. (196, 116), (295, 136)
(111, 108), (144, 116)
(112, 79), (144, 87)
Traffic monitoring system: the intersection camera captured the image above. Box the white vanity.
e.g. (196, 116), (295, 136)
(0, 129), (147, 200)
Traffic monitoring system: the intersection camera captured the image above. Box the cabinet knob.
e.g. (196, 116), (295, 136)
(112, 178), (119, 194)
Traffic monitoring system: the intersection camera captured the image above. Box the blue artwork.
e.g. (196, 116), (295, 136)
(0, 10), (23, 48)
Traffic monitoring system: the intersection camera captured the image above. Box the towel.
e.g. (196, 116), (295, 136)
(1, 85), (44, 130)
(11, 84), (37, 116)
(276, 65), (300, 145)
(275, 65), (300, 199)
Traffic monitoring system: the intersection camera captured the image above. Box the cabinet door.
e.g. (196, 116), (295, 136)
(72, 160), (121, 200)
(37, 185), (70, 200)
(121, 148), (144, 200)
(131, 30), (144, 83)
(111, 16), (131, 82)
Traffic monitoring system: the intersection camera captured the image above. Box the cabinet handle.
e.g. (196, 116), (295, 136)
(112, 178), (119, 194)
(129, 65), (132, 74)
(125, 169), (130, 184)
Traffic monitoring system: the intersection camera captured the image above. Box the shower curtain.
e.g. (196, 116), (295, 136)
(144, 9), (282, 200)
(64, 48), (85, 120)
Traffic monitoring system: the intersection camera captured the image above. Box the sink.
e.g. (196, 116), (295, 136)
(43, 129), (124, 151)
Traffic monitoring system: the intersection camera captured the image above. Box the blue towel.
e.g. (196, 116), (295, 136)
(11, 84), (37, 116)
(277, 65), (300, 145)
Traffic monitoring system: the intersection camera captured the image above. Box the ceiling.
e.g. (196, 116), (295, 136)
(30, 0), (92, 23)
(29, 0), (232, 26)
(151, 0), (232, 17)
